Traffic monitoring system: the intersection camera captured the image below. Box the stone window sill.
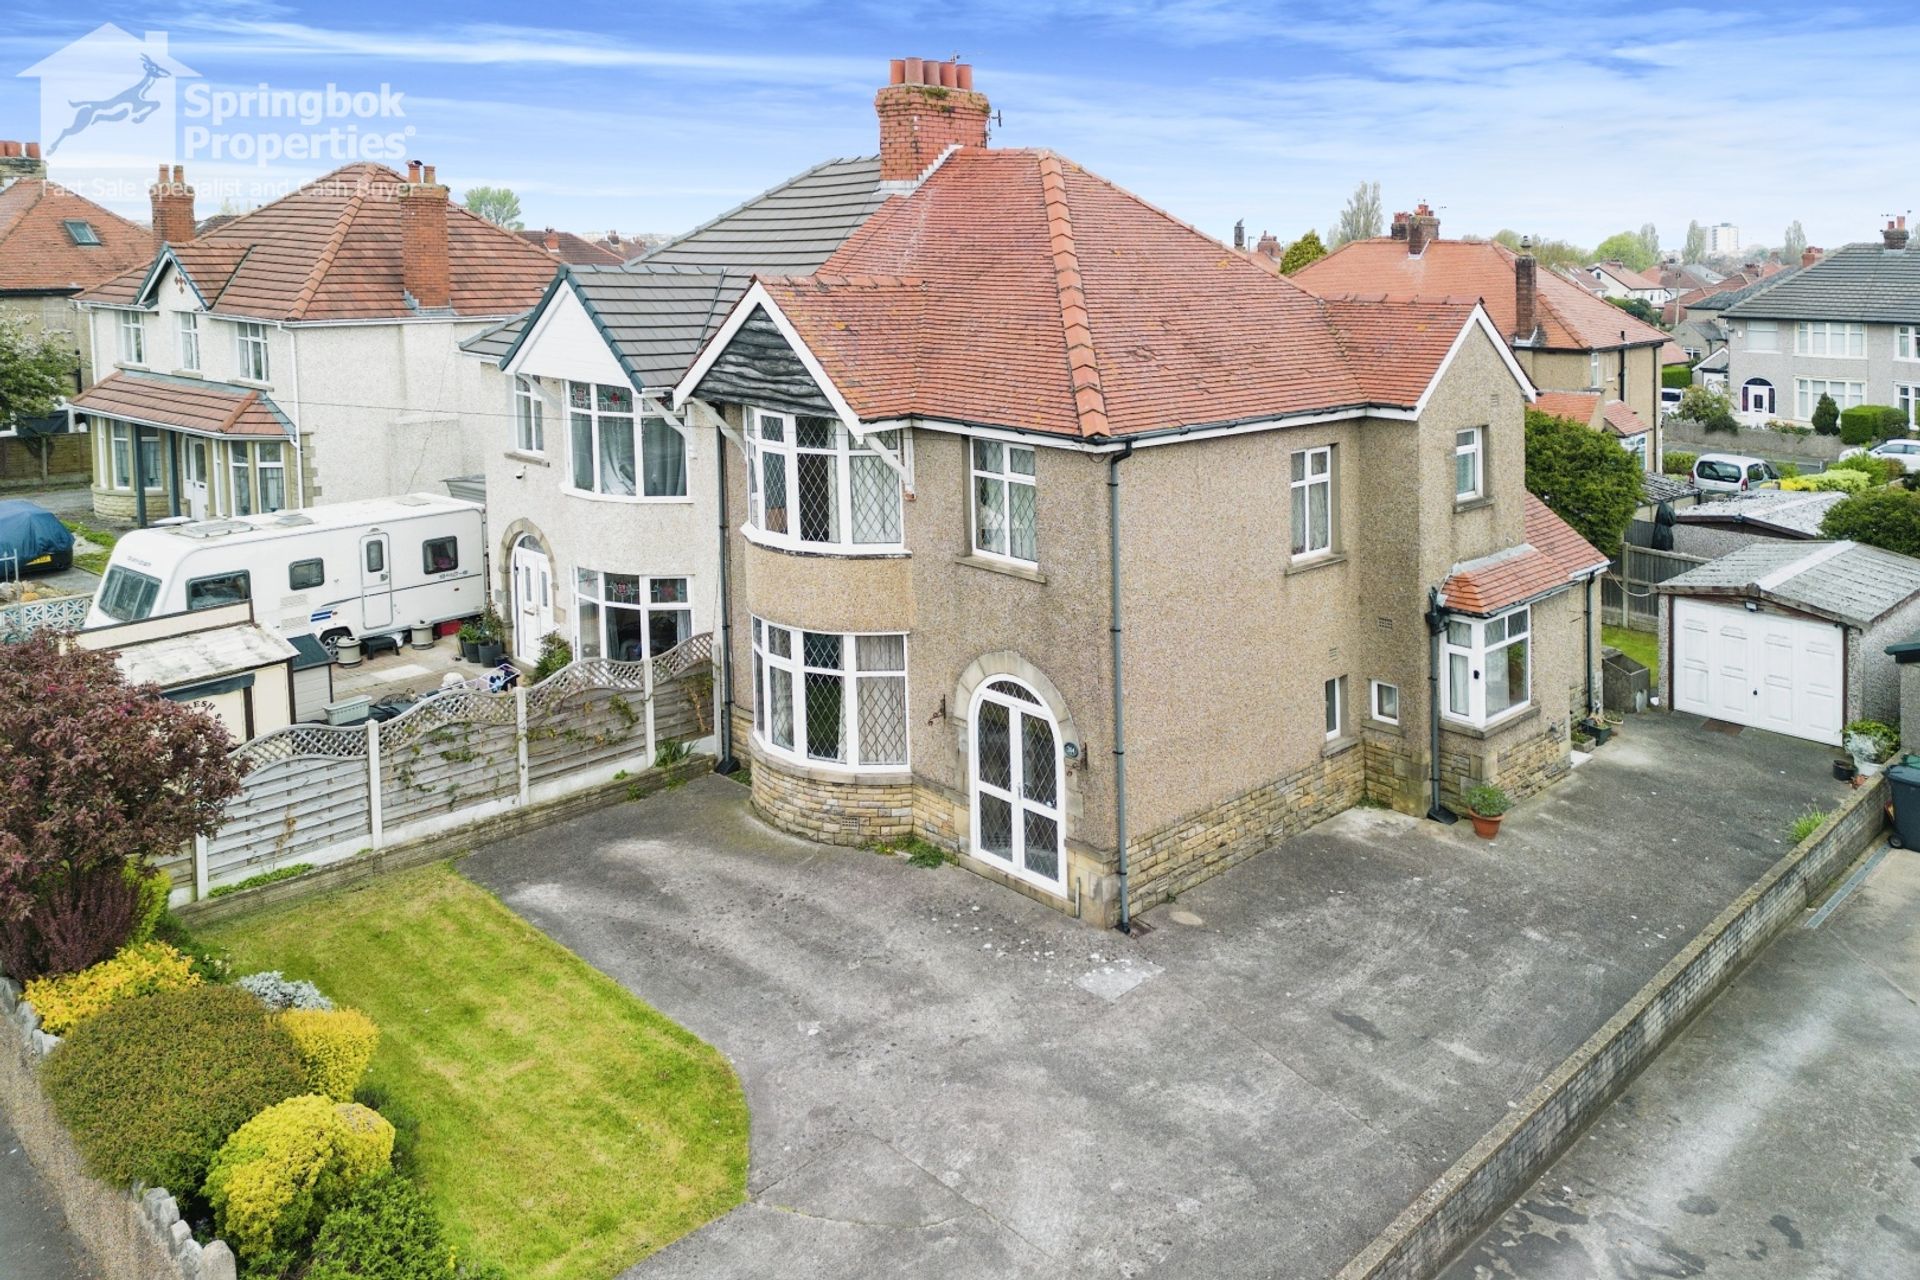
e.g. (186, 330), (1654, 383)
(1454, 495), (1493, 514)
(1364, 716), (1404, 738)
(1285, 551), (1348, 577)
(504, 451), (550, 467)
(1321, 734), (1361, 759)
(168, 368), (204, 379)
(956, 553), (1046, 585)
(1439, 703), (1540, 741)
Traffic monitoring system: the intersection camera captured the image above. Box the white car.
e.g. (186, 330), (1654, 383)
(1659, 387), (1684, 416)
(1842, 438), (1920, 474)
(1692, 453), (1780, 495)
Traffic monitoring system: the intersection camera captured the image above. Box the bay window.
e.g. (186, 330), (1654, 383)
(1794, 321), (1865, 358)
(1289, 445), (1334, 559)
(971, 438), (1037, 563)
(567, 381), (686, 498)
(751, 617), (907, 768)
(574, 571), (691, 661)
(1454, 428), (1483, 501)
(1443, 606), (1530, 727)
(236, 321), (271, 381)
(178, 312), (201, 371)
(514, 376), (544, 453)
(104, 424), (162, 492)
(118, 311), (146, 365)
(745, 410), (904, 550)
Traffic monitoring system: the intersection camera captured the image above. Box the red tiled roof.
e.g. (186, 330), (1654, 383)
(744, 150), (1484, 439)
(1532, 390), (1602, 426)
(1441, 494), (1609, 615)
(79, 163), (556, 321)
(1659, 340), (1691, 365)
(516, 228), (625, 266)
(1601, 400), (1649, 438)
(1591, 261), (1663, 291)
(70, 371), (290, 438)
(1294, 238), (1669, 352)
(0, 179), (151, 293)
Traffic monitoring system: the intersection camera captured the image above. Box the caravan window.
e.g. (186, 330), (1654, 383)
(186, 571), (250, 611)
(289, 559), (324, 590)
(97, 567), (160, 622)
(421, 537), (459, 574)
(364, 541), (384, 573)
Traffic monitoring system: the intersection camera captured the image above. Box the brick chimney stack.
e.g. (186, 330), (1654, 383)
(1801, 246), (1824, 267)
(1405, 202), (1439, 256)
(876, 58), (990, 185)
(1390, 211), (1410, 242)
(1514, 239), (1538, 343)
(1255, 231), (1281, 261)
(149, 164), (195, 251)
(1884, 216), (1909, 251)
(0, 141), (47, 183)
(399, 160), (452, 310)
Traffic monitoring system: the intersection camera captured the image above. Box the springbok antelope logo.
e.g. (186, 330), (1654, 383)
(47, 53), (171, 154)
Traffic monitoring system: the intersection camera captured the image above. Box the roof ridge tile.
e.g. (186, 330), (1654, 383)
(1036, 152), (1109, 439)
(286, 188), (365, 320)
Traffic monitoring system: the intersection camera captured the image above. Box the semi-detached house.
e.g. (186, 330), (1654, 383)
(70, 162), (555, 524)
(471, 59), (1609, 928)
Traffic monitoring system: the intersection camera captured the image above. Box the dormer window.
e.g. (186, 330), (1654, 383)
(62, 220), (101, 246)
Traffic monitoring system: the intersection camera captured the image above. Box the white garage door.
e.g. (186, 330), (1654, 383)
(1672, 598), (1843, 744)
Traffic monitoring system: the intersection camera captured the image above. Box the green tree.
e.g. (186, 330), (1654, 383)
(1683, 220), (1707, 264)
(461, 186), (523, 230)
(1593, 230), (1657, 273)
(1492, 229), (1588, 271)
(1330, 180), (1383, 247)
(1811, 392), (1839, 436)
(1524, 408), (1645, 557)
(1677, 383), (1737, 433)
(0, 315), (75, 426)
(1782, 219), (1807, 265)
(1637, 222), (1660, 263)
(1607, 296), (1660, 326)
(1278, 229), (1327, 274)
(1820, 487), (1920, 557)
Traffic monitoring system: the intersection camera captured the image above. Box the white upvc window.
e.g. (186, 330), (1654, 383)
(1898, 384), (1920, 428)
(566, 381), (686, 499)
(236, 321), (270, 381)
(104, 423), (163, 492)
(178, 311), (201, 371)
(1898, 325), (1919, 362)
(1588, 351), (1602, 389)
(1794, 321), (1866, 358)
(514, 376), (544, 454)
(744, 409), (905, 551)
(1324, 675), (1345, 740)
(1744, 320), (1778, 353)
(970, 438), (1038, 564)
(1443, 606), (1530, 727)
(1623, 434), (1649, 467)
(1370, 679), (1399, 725)
(1794, 378), (1866, 419)
(574, 571), (691, 660)
(1454, 427), (1484, 501)
(255, 441), (286, 512)
(229, 441), (253, 515)
(118, 311), (146, 365)
(751, 617), (908, 769)
(1289, 445), (1334, 559)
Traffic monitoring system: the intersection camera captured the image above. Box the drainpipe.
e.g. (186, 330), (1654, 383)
(1423, 587), (1457, 824)
(133, 425), (149, 528)
(1108, 441), (1136, 932)
(713, 417), (739, 774)
(1584, 574), (1597, 716)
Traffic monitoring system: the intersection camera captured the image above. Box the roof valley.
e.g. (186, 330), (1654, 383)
(1036, 153), (1110, 439)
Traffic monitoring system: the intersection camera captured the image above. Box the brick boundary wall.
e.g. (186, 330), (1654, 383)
(1336, 773), (1888, 1280)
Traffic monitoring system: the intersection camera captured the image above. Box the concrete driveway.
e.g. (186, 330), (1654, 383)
(461, 713), (1849, 1279)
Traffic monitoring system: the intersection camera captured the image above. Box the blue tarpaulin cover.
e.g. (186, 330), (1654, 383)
(0, 499), (74, 571)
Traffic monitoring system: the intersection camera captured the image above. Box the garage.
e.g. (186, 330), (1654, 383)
(1658, 540), (1920, 747)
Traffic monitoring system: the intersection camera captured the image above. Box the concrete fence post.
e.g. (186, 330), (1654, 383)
(642, 653), (657, 765)
(193, 835), (209, 901)
(515, 685), (530, 805)
(366, 720), (384, 849)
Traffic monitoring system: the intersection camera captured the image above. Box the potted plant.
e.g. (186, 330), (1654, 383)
(1843, 720), (1900, 778)
(1462, 783), (1510, 839)
(475, 604), (507, 667)
(1578, 715), (1612, 747)
(456, 620), (483, 663)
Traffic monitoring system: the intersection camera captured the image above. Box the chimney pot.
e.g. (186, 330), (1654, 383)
(875, 57), (991, 183)
(407, 159), (422, 183)
(955, 63), (973, 90)
(1885, 218), (1911, 251)
(157, 163), (168, 181)
(903, 56), (923, 85)
(422, 163), (437, 185)
(1255, 231), (1281, 261)
(889, 59), (906, 85)
(937, 61), (957, 88)
(24, 142), (38, 159)
(0, 142), (17, 157)
(1802, 246), (1823, 267)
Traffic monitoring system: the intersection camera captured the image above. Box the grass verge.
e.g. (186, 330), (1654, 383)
(1602, 624), (1659, 685)
(204, 862), (747, 1280)
(61, 518), (118, 575)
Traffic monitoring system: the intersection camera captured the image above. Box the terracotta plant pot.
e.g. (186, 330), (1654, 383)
(1468, 811), (1502, 839)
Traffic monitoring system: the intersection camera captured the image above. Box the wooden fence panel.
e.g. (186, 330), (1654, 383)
(381, 718), (520, 827)
(204, 754), (371, 885)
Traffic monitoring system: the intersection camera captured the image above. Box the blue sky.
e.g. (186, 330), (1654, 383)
(5, 0), (1916, 254)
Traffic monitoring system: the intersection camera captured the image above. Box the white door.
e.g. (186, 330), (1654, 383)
(1672, 599), (1842, 744)
(511, 538), (555, 658)
(971, 678), (1065, 893)
(360, 533), (393, 630)
(182, 439), (209, 520)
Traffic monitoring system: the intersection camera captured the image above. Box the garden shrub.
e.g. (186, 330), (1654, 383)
(281, 1007), (380, 1102)
(24, 940), (200, 1035)
(1820, 486), (1920, 557)
(1838, 404), (1907, 447)
(126, 864), (172, 946)
(41, 985), (306, 1195)
(155, 910), (231, 981)
(206, 1095), (395, 1277)
(531, 631), (573, 683)
(238, 970), (334, 1012)
(1661, 364), (1693, 390)
(1677, 384), (1737, 434)
(1662, 451), (1697, 476)
(1828, 453), (1900, 486)
(306, 1172), (455, 1280)
(1781, 470), (1868, 493)
(1812, 393), (1840, 436)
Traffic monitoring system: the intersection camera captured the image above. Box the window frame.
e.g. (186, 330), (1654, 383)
(177, 311), (201, 372)
(185, 569), (251, 612)
(1369, 679), (1400, 726)
(63, 219), (101, 246)
(254, 440), (285, 513)
(564, 380), (687, 501)
(1324, 675), (1345, 740)
(1588, 350), (1602, 389)
(750, 616), (909, 772)
(1289, 444), (1336, 561)
(513, 375), (545, 455)
(1898, 325), (1920, 363)
(1442, 605), (1532, 728)
(969, 437), (1038, 565)
(288, 558), (325, 591)
(421, 536), (459, 575)
(1744, 320), (1778, 353)
(1794, 320), (1866, 359)
(1453, 427), (1484, 502)
(743, 408), (907, 552)
(1794, 377), (1867, 420)
(1898, 383), (1920, 429)
(235, 321), (271, 382)
(117, 311), (146, 366)
(572, 570), (694, 662)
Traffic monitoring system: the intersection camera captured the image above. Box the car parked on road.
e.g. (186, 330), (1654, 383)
(0, 498), (74, 578)
(1841, 438), (1920, 474)
(1692, 453), (1781, 495)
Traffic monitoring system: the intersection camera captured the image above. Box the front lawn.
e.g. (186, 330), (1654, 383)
(204, 863), (747, 1280)
(1603, 624), (1659, 684)
(61, 518), (117, 574)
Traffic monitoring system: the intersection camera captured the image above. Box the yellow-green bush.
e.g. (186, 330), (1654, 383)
(279, 1008), (380, 1102)
(1781, 469), (1868, 494)
(24, 941), (201, 1035)
(126, 864), (172, 946)
(206, 1095), (394, 1276)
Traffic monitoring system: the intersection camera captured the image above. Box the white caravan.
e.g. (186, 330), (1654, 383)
(86, 494), (486, 645)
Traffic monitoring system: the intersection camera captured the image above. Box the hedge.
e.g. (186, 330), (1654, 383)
(1662, 365), (1693, 390)
(1839, 404), (1908, 447)
(1663, 451), (1697, 476)
(42, 985), (307, 1196)
(24, 941), (200, 1035)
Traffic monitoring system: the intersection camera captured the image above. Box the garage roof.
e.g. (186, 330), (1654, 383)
(1656, 540), (1920, 627)
(1674, 489), (1845, 539)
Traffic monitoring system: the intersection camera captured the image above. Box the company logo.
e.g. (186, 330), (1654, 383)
(19, 25), (194, 164)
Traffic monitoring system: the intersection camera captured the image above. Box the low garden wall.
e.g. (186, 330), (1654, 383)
(0, 979), (238, 1280)
(1336, 773), (1887, 1280)
(1664, 416), (1846, 465)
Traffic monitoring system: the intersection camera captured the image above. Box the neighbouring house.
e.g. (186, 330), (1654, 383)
(1668, 488), (1845, 557)
(515, 227), (626, 266)
(0, 139), (152, 491)
(1660, 262), (1724, 296)
(68, 162), (557, 524)
(551, 57), (1614, 928)
(1658, 540), (1920, 745)
(1533, 390), (1654, 468)
(1585, 261), (1675, 306)
(1663, 260), (1800, 367)
(1721, 221), (1920, 428)
(1294, 210), (1670, 468)
(72, 599), (298, 740)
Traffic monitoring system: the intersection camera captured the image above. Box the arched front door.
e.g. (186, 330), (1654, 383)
(971, 677), (1065, 893)
(1742, 378), (1774, 415)
(510, 535), (554, 659)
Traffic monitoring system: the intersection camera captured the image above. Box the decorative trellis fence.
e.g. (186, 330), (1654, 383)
(0, 593), (89, 642)
(165, 635), (715, 899)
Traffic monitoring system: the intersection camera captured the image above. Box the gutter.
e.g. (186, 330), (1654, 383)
(1108, 440), (1136, 932)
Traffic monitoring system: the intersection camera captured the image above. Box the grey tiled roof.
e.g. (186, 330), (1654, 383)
(459, 315), (525, 361)
(1643, 471), (1698, 504)
(640, 156), (885, 274)
(1675, 489), (1843, 537)
(1657, 540), (1920, 627)
(1723, 243), (1920, 323)
(1688, 268), (1800, 313)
